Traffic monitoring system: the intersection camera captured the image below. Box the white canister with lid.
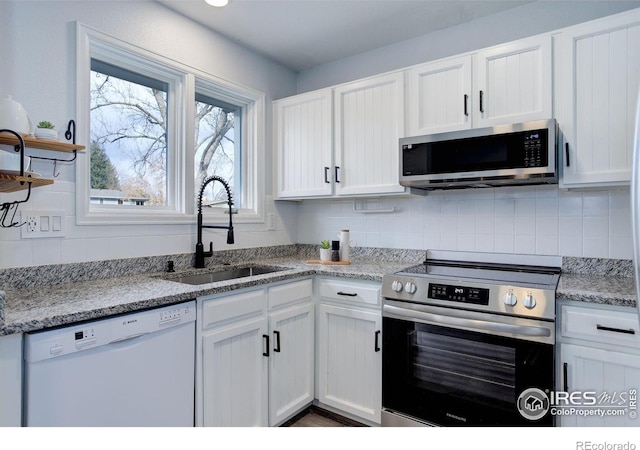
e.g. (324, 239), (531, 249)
(339, 229), (350, 262)
(0, 95), (34, 135)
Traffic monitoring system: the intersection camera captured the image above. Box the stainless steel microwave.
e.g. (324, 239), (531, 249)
(399, 119), (557, 190)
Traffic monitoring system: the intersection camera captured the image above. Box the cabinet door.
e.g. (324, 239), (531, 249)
(474, 35), (552, 128)
(201, 317), (269, 426)
(0, 333), (22, 427)
(274, 89), (333, 198)
(406, 55), (472, 135)
(334, 72), (406, 196)
(268, 302), (315, 426)
(560, 343), (640, 427)
(317, 303), (382, 424)
(560, 10), (640, 187)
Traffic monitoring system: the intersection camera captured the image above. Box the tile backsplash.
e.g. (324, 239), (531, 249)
(296, 185), (632, 260)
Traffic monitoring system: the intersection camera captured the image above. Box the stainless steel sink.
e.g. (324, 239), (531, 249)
(165, 266), (284, 285)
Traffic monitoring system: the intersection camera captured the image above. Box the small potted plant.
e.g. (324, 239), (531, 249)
(35, 120), (58, 141)
(320, 240), (331, 262)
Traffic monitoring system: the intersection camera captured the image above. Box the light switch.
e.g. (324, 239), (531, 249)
(52, 216), (62, 231)
(40, 216), (50, 232)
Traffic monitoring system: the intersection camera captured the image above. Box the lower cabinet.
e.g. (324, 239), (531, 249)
(0, 333), (22, 427)
(197, 279), (314, 427)
(316, 278), (382, 425)
(558, 304), (640, 427)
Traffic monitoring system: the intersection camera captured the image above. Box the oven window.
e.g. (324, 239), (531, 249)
(383, 317), (553, 426)
(413, 328), (516, 408)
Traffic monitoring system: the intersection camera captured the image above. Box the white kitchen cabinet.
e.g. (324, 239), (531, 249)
(197, 279), (314, 427)
(273, 88), (333, 198)
(405, 55), (472, 135)
(405, 35), (551, 136)
(559, 9), (640, 188)
(201, 315), (269, 427)
(316, 278), (382, 424)
(0, 333), (22, 427)
(333, 72), (406, 196)
(268, 301), (314, 426)
(473, 34), (552, 128)
(558, 304), (640, 427)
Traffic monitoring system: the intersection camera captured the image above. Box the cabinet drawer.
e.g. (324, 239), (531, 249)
(268, 279), (313, 310)
(200, 288), (266, 330)
(561, 305), (640, 348)
(318, 279), (380, 307)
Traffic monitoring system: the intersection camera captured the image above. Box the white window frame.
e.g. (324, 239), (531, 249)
(75, 23), (265, 225)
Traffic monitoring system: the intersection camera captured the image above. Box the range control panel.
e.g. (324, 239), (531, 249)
(429, 283), (490, 306)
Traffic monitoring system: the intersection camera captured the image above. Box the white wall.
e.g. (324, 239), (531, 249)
(0, 1), (299, 268)
(297, 187), (632, 259)
(296, 1), (640, 93)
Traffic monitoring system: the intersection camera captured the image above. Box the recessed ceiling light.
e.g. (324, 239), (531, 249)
(205, 0), (229, 7)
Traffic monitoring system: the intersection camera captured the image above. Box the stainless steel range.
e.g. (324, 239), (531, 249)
(381, 250), (561, 427)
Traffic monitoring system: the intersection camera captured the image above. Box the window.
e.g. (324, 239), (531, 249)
(75, 24), (265, 225)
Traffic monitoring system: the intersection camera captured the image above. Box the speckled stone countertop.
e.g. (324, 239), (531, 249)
(0, 246), (418, 336)
(1, 248), (637, 336)
(556, 257), (636, 308)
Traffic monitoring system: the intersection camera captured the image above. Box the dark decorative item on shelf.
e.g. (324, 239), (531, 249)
(0, 129), (29, 228)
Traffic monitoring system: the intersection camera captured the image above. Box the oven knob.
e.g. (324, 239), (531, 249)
(523, 292), (537, 309)
(503, 292), (517, 306)
(404, 282), (417, 295)
(391, 280), (403, 293)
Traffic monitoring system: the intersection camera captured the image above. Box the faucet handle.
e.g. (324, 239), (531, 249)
(205, 242), (213, 258)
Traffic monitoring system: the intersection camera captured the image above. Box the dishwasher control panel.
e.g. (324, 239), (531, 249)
(25, 300), (196, 362)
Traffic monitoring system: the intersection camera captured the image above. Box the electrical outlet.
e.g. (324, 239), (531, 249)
(267, 213), (276, 231)
(21, 210), (65, 239)
(26, 216), (38, 232)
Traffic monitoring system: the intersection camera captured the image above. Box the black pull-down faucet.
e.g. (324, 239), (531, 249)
(195, 175), (235, 268)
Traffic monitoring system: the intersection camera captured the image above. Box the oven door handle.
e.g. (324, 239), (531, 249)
(383, 304), (552, 338)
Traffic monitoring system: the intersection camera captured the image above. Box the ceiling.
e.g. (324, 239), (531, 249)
(157, 0), (532, 72)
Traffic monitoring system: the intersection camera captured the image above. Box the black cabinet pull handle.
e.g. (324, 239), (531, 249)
(263, 334), (269, 357)
(479, 90), (484, 113)
(464, 94), (469, 116)
(274, 330), (281, 352)
(375, 330), (381, 352)
(565, 142), (570, 167)
(335, 166), (341, 183)
(324, 166), (330, 184)
(563, 362), (569, 392)
(337, 291), (358, 297)
(597, 324), (636, 335)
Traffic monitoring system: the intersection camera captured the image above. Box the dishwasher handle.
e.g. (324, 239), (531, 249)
(108, 332), (150, 345)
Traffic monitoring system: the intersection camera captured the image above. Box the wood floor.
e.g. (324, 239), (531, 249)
(281, 406), (365, 427)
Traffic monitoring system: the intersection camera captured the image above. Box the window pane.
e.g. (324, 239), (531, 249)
(194, 93), (241, 208)
(89, 59), (168, 207)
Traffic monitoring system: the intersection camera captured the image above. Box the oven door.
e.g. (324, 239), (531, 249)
(382, 301), (555, 427)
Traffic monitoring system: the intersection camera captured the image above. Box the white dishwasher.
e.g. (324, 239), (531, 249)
(24, 300), (196, 427)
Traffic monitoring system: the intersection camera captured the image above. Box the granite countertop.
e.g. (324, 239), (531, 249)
(556, 273), (637, 308)
(1, 248), (637, 337)
(0, 257), (409, 336)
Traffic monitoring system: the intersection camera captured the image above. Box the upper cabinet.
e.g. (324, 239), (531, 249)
(274, 72), (406, 199)
(405, 55), (472, 135)
(559, 9), (640, 188)
(333, 72), (406, 197)
(273, 89), (333, 198)
(405, 35), (552, 136)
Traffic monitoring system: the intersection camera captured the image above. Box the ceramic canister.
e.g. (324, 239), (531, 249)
(0, 95), (33, 135)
